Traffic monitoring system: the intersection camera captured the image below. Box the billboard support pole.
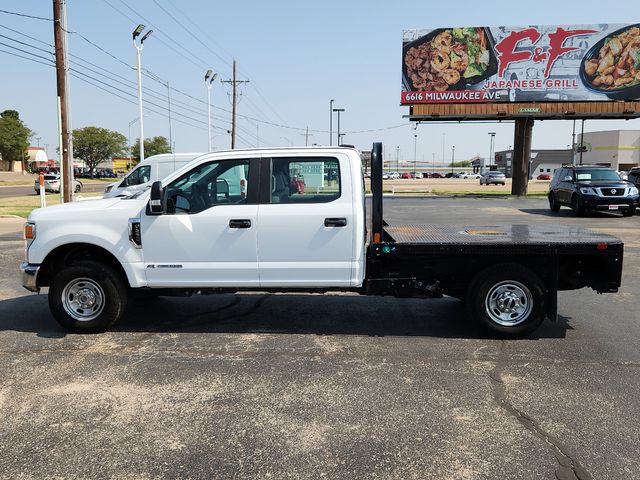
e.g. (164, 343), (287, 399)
(579, 119), (585, 165)
(512, 118), (533, 196)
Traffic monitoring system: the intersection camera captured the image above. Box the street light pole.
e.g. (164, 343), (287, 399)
(396, 146), (400, 172)
(451, 145), (455, 177)
(488, 132), (496, 171)
(205, 70), (217, 151)
(128, 117), (138, 169)
(413, 134), (418, 178)
(329, 99), (335, 146)
(333, 108), (344, 146)
(133, 24), (152, 163)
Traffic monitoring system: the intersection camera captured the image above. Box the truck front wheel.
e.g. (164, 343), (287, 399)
(49, 261), (127, 333)
(467, 264), (546, 338)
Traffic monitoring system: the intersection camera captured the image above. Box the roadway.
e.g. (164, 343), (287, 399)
(0, 197), (638, 479)
(0, 181), (110, 198)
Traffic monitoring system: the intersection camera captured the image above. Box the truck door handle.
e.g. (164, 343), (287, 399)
(229, 219), (251, 228)
(324, 217), (347, 227)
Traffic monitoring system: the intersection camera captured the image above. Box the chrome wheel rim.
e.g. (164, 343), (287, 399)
(61, 277), (105, 322)
(485, 280), (533, 326)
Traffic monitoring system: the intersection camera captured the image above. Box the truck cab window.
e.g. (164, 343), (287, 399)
(123, 165), (151, 187)
(164, 159), (250, 214)
(270, 157), (340, 204)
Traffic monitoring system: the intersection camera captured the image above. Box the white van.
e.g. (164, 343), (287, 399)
(103, 153), (204, 198)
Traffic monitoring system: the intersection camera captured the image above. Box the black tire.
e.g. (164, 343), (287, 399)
(570, 195), (583, 216)
(74, 183), (82, 193)
(48, 261), (127, 333)
(622, 207), (636, 217)
(548, 193), (560, 212)
(466, 264), (546, 339)
(35, 190), (40, 195)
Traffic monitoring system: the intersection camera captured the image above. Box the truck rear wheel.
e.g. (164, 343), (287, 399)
(467, 264), (546, 338)
(48, 261), (127, 333)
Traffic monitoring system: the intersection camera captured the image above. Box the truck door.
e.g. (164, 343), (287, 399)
(140, 157), (260, 287)
(256, 155), (355, 287)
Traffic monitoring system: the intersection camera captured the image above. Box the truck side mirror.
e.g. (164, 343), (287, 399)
(148, 181), (164, 215)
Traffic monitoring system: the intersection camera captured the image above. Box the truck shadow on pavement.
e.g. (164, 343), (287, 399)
(519, 208), (631, 219)
(0, 293), (571, 340)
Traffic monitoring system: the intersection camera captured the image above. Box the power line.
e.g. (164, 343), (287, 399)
(0, 9), (53, 21)
(149, 0), (231, 70)
(0, 47), (54, 67)
(101, 0), (211, 71)
(0, 40), (53, 64)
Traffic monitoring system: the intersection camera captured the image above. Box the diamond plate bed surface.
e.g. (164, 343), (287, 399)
(383, 224), (622, 245)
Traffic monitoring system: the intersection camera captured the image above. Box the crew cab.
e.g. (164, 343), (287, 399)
(20, 144), (624, 338)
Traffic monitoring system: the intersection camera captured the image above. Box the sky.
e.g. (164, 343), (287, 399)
(1, 0), (639, 166)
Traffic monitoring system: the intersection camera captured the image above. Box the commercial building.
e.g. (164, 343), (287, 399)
(494, 149), (571, 178)
(576, 130), (640, 171)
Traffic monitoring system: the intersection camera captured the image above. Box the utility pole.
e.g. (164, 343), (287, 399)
(221, 60), (249, 149)
(333, 108), (344, 146)
(329, 99), (335, 145)
(53, 0), (72, 202)
(300, 126), (313, 146)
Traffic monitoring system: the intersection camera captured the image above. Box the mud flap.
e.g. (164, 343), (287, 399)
(546, 253), (558, 322)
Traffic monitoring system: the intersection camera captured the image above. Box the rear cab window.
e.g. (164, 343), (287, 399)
(269, 157), (341, 204)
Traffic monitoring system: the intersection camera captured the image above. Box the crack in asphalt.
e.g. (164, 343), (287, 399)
(489, 341), (593, 480)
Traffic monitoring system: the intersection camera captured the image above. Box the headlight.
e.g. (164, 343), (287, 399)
(630, 186), (639, 195)
(580, 187), (596, 195)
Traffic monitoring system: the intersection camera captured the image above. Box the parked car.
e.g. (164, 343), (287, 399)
(480, 172), (506, 185)
(411, 172), (423, 179)
(444, 172), (455, 178)
(401, 173), (411, 179)
(548, 165), (639, 216)
(382, 173), (390, 180)
(34, 174), (83, 194)
(389, 172), (400, 179)
(537, 173), (552, 180)
(461, 172), (481, 179)
(431, 172), (443, 178)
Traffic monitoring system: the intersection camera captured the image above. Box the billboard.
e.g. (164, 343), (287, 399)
(401, 24), (640, 104)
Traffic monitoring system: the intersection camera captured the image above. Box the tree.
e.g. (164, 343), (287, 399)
(0, 110), (32, 172)
(73, 126), (126, 177)
(131, 136), (171, 163)
(448, 160), (472, 167)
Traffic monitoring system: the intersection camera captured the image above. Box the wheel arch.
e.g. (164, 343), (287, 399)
(37, 243), (131, 289)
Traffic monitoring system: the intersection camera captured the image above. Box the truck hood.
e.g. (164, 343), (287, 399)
(28, 196), (146, 222)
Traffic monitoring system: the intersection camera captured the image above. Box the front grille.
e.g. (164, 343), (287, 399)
(600, 188), (625, 197)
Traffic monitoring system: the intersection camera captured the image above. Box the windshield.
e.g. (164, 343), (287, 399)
(575, 169), (622, 182)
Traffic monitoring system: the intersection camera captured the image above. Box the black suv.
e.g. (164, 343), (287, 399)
(548, 165), (639, 217)
(628, 167), (640, 188)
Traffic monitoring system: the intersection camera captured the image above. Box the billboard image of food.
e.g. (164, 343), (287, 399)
(401, 24), (640, 104)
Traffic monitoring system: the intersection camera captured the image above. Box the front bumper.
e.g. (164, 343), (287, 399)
(580, 195), (639, 210)
(20, 262), (40, 292)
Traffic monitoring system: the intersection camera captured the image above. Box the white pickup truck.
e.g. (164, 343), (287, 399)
(20, 143), (624, 338)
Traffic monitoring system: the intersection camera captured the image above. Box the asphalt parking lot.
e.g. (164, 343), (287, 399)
(1, 197), (639, 480)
